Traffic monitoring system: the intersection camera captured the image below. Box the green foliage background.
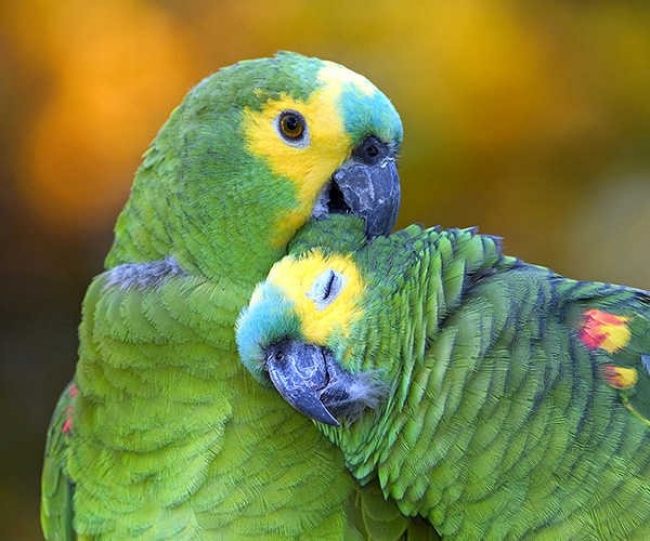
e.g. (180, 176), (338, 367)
(2, 1), (650, 537)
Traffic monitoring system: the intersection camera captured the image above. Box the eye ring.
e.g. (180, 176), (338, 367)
(307, 269), (346, 310)
(276, 110), (309, 147)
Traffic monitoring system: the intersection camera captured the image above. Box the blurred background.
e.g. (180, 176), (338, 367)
(3, 1), (650, 537)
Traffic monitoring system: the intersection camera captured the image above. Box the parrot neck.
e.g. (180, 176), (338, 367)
(105, 192), (290, 289)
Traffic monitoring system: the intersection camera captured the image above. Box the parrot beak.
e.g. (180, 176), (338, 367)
(263, 339), (387, 426)
(265, 340), (341, 426)
(313, 136), (400, 238)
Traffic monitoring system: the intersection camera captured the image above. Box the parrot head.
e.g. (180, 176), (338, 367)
(106, 51), (403, 281)
(236, 245), (386, 426)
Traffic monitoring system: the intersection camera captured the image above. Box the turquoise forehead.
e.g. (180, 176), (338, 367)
(338, 81), (403, 147)
(236, 284), (302, 381)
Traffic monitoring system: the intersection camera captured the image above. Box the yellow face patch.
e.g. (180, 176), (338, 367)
(242, 63), (376, 246)
(263, 250), (365, 344)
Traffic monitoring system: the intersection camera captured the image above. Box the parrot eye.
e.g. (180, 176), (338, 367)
(307, 269), (346, 309)
(276, 110), (309, 146)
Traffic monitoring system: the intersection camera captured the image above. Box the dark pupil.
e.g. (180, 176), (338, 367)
(282, 114), (302, 137)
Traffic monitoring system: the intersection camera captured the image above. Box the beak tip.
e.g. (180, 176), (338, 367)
(318, 411), (341, 427)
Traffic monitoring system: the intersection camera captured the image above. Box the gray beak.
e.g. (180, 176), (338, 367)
(314, 136), (400, 238)
(265, 340), (340, 426)
(264, 339), (387, 427)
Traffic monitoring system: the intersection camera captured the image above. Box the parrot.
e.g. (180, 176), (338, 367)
(236, 217), (650, 538)
(39, 51), (440, 539)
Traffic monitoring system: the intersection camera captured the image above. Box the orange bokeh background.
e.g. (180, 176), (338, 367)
(2, 2), (650, 537)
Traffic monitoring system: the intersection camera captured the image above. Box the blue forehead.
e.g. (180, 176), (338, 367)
(340, 83), (403, 147)
(236, 285), (302, 381)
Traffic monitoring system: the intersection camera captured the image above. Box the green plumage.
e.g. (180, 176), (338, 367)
(237, 220), (650, 538)
(106, 53), (322, 278)
(40, 52), (437, 539)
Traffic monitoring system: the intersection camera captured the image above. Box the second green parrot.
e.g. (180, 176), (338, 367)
(237, 219), (650, 538)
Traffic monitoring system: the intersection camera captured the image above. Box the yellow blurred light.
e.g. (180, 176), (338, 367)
(18, 1), (200, 232)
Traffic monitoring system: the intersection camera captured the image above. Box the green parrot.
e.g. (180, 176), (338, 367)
(40, 51), (437, 539)
(237, 219), (650, 538)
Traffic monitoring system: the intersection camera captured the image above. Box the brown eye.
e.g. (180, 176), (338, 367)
(277, 110), (308, 144)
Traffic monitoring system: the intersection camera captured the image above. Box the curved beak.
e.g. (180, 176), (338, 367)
(314, 137), (400, 238)
(265, 340), (340, 426)
(264, 339), (386, 426)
